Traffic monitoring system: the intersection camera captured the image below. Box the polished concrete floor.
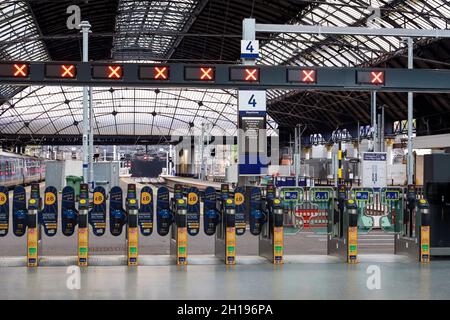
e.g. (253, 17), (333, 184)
(1, 257), (449, 300)
(1, 180), (440, 300)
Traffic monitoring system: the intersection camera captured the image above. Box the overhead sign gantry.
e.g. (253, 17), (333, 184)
(0, 61), (450, 92)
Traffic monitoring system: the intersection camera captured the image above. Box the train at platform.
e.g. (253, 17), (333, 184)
(0, 151), (45, 187)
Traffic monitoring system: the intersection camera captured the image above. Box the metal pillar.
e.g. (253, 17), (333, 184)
(80, 21), (91, 184)
(242, 18), (256, 66)
(407, 38), (414, 185)
(200, 123), (206, 180)
(89, 88), (94, 190)
(380, 105), (385, 152)
(371, 91), (377, 152)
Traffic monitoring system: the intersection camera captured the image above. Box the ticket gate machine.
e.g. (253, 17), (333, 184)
(204, 186), (221, 235)
(215, 197), (236, 265)
(27, 197), (39, 267)
(126, 184), (139, 266)
(77, 184), (89, 266)
(328, 185), (350, 262)
(170, 198), (188, 265)
(328, 187), (359, 264)
(249, 187), (267, 235)
(0, 186), (9, 237)
(395, 185), (431, 262)
(259, 193), (284, 264)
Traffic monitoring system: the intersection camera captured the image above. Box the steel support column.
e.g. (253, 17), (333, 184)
(80, 21), (91, 184)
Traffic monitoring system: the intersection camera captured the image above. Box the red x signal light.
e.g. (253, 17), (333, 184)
(371, 71), (384, 85)
(184, 66), (215, 81)
(61, 65), (76, 78)
(92, 65), (124, 80)
(244, 68), (258, 81)
(301, 69), (316, 83)
(200, 67), (213, 80)
(108, 66), (122, 79)
(13, 64), (28, 77)
(154, 66), (168, 80)
(357, 70), (385, 85)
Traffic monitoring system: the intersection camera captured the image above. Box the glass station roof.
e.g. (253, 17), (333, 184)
(260, 0), (450, 100)
(0, 86), (278, 137)
(113, 0), (200, 60)
(0, 0), (449, 139)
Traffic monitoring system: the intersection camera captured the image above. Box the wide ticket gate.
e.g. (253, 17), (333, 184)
(328, 185), (431, 263)
(0, 182), (432, 266)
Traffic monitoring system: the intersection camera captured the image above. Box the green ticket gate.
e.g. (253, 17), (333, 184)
(280, 187), (334, 256)
(280, 187), (305, 235)
(380, 187), (403, 233)
(309, 187), (334, 234)
(351, 188), (375, 234)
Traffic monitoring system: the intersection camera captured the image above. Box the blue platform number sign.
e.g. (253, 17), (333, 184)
(240, 40), (260, 59)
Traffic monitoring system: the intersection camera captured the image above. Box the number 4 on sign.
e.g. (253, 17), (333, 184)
(248, 94), (257, 107)
(241, 40), (259, 59)
(246, 41), (254, 53)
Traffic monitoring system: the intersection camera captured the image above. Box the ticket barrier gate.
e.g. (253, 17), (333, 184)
(329, 185), (431, 263)
(77, 194), (89, 266)
(351, 188), (375, 234)
(328, 185), (348, 261)
(126, 184), (139, 266)
(395, 185), (431, 262)
(327, 184), (359, 263)
(380, 188), (403, 233)
(170, 198), (188, 265)
(27, 198), (39, 267)
(259, 198), (284, 264)
(308, 187), (334, 234)
(214, 198), (236, 265)
(203, 186), (221, 236)
(279, 186), (334, 234)
(280, 187), (305, 234)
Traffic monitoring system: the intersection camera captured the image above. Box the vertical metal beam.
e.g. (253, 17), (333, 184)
(200, 122), (205, 180)
(80, 21), (91, 184)
(380, 105), (385, 152)
(407, 37), (414, 185)
(371, 91), (377, 152)
(338, 141), (343, 185)
(89, 88), (94, 190)
(242, 18), (256, 66)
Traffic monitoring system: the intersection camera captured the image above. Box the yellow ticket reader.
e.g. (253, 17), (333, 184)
(215, 198), (236, 265)
(347, 199), (359, 264)
(418, 199), (431, 263)
(126, 197), (139, 266)
(27, 198), (39, 267)
(77, 197), (89, 267)
(170, 199), (188, 265)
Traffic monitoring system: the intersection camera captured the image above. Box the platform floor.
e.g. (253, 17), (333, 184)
(1, 257), (449, 299)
